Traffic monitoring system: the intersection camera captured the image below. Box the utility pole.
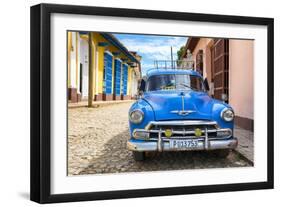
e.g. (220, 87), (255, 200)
(88, 32), (93, 107)
(170, 46), (173, 69)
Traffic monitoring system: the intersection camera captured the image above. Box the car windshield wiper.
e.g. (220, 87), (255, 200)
(179, 83), (199, 91)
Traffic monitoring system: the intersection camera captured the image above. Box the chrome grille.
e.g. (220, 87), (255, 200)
(146, 120), (218, 139)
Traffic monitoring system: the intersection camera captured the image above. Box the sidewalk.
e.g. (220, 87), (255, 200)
(68, 100), (135, 108)
(234, 126), (254, 165)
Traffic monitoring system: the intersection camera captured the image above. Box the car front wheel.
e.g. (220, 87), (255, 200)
(133, 151), (145, 161)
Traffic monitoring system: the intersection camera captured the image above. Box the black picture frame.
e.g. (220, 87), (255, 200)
(30, 3), (274, 204)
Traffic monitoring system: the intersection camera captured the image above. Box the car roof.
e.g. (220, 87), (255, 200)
(146, 68), (202, 78)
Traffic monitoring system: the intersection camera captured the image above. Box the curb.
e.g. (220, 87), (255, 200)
(233, 149), (254, 166)
(68, 100), (134, 109)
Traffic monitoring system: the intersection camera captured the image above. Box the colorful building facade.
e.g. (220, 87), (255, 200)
(181, 38), (254, 131)
(67, 32), (141, 103)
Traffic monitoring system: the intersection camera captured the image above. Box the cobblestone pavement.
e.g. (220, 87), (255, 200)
(68, 102), (251, 176)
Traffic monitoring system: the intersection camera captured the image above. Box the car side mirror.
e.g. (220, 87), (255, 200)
(203, 78), (210, 91)
(139, 79), (146, 93)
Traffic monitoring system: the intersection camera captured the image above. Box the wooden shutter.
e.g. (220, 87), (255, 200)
(104, 52), (113, 94)
(122, 64), (128, 95)
(212, 39), (229, 102)
(196, 50), (203, 75)
(114, 59), (121, 95)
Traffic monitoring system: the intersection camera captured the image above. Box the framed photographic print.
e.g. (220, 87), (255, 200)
(30, 3), (274, 203)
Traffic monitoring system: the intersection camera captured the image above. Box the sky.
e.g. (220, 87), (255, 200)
(113, 33), (188, 75)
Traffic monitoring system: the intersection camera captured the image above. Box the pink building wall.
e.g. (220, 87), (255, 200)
(191, 38), (254, 123)
(229, 40), (254, 120)
(192, 38), (213, 84)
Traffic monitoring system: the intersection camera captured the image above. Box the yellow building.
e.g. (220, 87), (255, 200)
(67, 32), (141, 103)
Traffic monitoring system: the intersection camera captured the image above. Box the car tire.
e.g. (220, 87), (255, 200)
(133, 151), (145, 161)
(214, 149), (231, 158)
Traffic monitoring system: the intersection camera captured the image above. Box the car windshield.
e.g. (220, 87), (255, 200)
(146, 74), (204, 92)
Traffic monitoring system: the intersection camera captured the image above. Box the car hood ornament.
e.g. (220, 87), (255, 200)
(170, 91), (196, 116)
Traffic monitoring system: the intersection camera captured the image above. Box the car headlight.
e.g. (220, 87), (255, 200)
(221, 108), (234, 122)
(129, 109), (144, 124)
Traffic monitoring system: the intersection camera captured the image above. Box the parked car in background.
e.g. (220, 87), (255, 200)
(127, 67), (237, 161)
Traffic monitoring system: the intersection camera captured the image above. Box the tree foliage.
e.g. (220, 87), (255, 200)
(177, 46), (185, 60)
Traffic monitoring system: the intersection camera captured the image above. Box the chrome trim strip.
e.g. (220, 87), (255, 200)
(170, 110), (196, 116)
(148, 137), (231, 141)
(134, 128), (232, 138)
(145, 120), (218, 130)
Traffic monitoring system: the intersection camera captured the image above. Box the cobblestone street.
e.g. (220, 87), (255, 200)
(68, 102), (251, 176)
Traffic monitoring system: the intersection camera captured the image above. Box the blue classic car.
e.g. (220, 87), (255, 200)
(127, 68), (237, 161)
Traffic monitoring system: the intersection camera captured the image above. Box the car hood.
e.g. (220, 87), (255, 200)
(143, 90), (214, 121)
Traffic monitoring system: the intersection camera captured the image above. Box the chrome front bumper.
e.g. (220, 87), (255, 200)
(127, 120), (237, 152)
(127, 137), (238, 152)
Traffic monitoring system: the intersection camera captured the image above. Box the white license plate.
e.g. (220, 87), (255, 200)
(170, 139), (199, 149)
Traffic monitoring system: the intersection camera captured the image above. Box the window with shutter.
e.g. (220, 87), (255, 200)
(103, 52), (113, 94)
(212, 39), (229, 102)
(122, 64), (128, 95)
(114, 59), (121, 95)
